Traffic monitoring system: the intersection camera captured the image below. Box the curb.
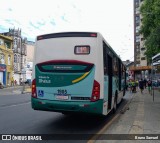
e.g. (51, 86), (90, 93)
(87, 93), (135, 143)
(21, 88), (31, 94)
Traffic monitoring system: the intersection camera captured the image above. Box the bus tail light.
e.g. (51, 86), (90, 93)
(91, 80), (100, 102)
(32, 79), (37, 98)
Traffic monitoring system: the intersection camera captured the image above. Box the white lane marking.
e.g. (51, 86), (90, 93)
(0, 102), (31, 109)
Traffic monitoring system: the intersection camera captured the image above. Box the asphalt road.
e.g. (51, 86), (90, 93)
(0, 91), (131, 142)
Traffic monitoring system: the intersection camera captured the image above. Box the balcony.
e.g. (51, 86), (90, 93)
(13, 48), (21, 54)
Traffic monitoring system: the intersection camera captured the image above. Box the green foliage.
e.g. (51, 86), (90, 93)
(140, 0), (160, 63)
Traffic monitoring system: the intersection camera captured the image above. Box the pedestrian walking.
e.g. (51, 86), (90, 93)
(128, 80), (132, 93)
(14, 80), (17, 86)
(139, 79), (144, 94)
(143, 79), (147, 89)
(19, 78), (22, 85)
(11, 77), (14, 86)
(135, 79), (139, 90)
(131, 80), (136, 93)
(147, 79), (152, 94)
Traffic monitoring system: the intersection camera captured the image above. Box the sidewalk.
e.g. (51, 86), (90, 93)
(0, 85), (31, 95)
(95, 88), (160, 143)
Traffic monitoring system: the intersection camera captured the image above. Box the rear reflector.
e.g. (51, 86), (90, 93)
(32, 79), (37, 98)
(91, 80), (100, 102)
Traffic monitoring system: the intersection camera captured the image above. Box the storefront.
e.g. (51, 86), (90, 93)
(129, 66), (152, 80)
(0, 64), (6, 86)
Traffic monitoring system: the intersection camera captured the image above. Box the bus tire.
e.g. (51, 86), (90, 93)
(62, 112), (71, 115)
(113, 96), (117, 114)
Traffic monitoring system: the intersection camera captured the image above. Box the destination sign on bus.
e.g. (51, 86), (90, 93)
(74, 46), (90, 54)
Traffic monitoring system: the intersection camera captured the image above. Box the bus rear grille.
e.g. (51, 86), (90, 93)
(71, 97), (90, 100)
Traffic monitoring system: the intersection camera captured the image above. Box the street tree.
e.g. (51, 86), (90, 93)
(140, 0), (160, 63)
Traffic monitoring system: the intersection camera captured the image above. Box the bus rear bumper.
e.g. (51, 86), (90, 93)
(31, 97), (103, 115)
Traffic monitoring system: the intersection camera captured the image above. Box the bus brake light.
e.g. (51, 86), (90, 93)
(91, 80), (100, 102)
(32, 79), (37, 98)
(90, 33), (97, 37)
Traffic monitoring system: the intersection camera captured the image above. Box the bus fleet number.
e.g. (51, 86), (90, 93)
(57, 89), (67, 95)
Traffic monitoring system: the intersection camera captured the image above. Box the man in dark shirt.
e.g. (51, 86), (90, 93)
(139, 79), (144, 94)
(143, 79), (147, 89)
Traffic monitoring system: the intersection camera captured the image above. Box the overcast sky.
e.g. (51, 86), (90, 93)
(0, 0), (134, 61)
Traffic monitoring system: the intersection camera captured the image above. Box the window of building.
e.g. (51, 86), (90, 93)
(136, 22), (140, 26)
(136, 15), (140, 20)
(4, 41), (11, 49)
(18, 47), (20, 53)
(17, 55), (20, 63)
(141, 57), (146, 60)
(136, 44), (140, 49)
(8, 55), (11, 65)
(14, 54), (17, 63)
(136, 54), (140, 59)
(136, 36), (140, 42)
(135, 0), (139, 7)
(136, 7), (140, 14)
(136, 61), (140, 64)
(14, 38), (17, 47)
(141, 47), (145, 51)
(0, 39), (4, 45)
(135, 16), (140, 26)
(13, 38), (17, 51)
(0, 54), (5, 64)
(136, 26), (140, 33)
(136, 16), (140, 23)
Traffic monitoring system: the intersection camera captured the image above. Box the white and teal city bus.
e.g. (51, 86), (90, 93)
(31, 32), (126, 116)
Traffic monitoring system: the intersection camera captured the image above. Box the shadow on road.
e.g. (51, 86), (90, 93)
(38, 99), (128, 134)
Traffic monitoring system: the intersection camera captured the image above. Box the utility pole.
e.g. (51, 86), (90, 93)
(151, 61), (154, 101)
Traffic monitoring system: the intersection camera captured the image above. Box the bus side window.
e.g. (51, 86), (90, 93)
(113, 57), (118, 76)
(103, 43), (108, 75)
(121, 65), (126, 88)
(118, 59), (121, 90)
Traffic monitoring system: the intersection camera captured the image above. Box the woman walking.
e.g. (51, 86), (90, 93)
(147, 79), (152, 94)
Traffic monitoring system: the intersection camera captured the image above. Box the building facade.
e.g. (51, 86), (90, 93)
(133, 0), (151, 79)
(26, 41), (35, 62)
(0, 34), (14, 86)
(2, 28), (27, 85)
(123, 60), (134, 81)
(25, 41), (35, 83)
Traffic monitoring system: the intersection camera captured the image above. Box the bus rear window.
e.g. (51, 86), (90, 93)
(37, 60), (94, 73)
(74, 46), (90, 55)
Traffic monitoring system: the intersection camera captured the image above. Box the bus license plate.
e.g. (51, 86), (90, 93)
(56, 95), (68, 100)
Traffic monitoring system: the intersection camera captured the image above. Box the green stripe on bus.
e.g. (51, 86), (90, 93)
(35, 65), (94, 87)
